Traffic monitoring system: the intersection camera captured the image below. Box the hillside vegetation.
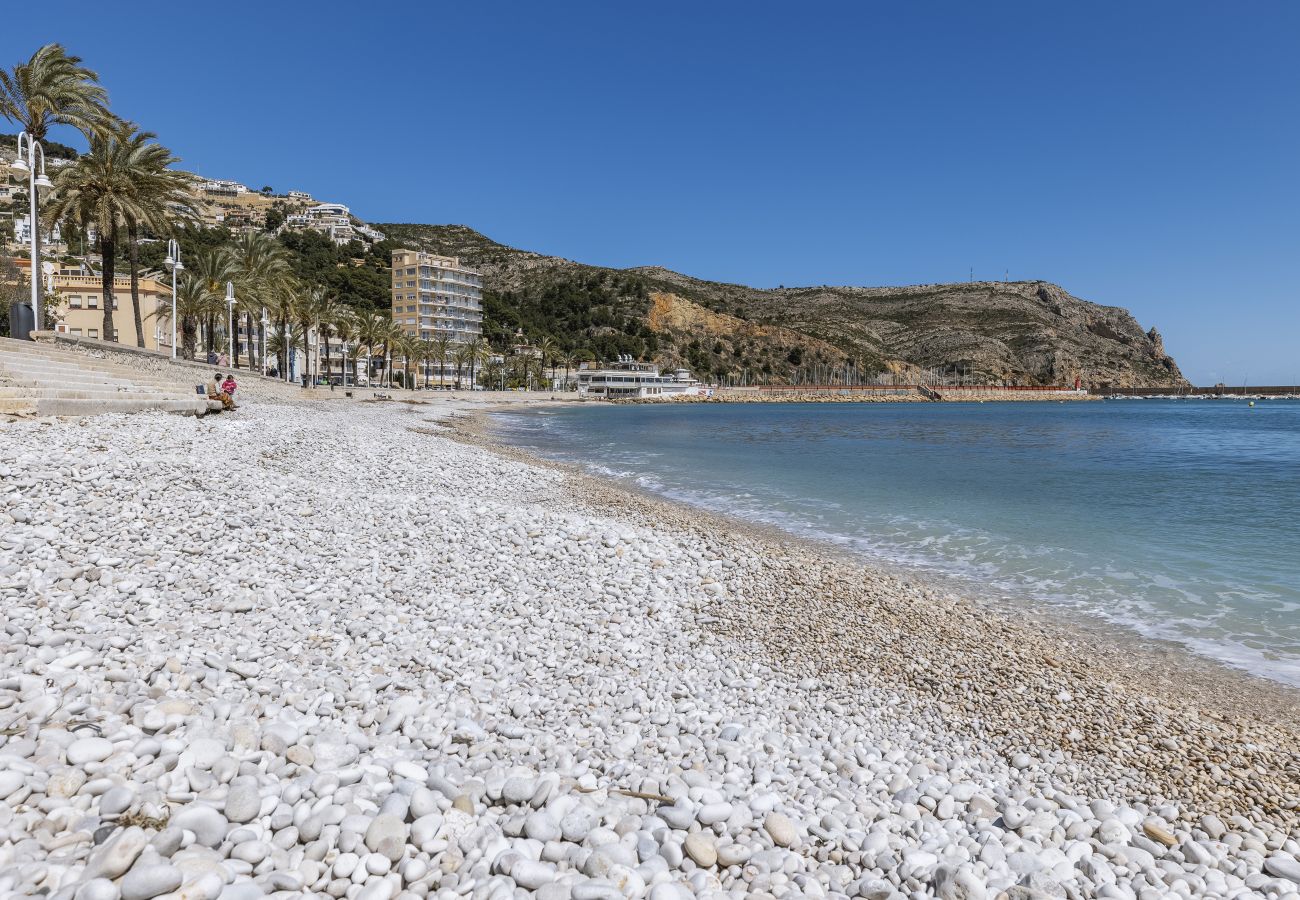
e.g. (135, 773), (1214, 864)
(379, 223), (1185, 387)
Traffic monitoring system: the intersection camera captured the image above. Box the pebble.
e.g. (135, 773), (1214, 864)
(763, 812), (798, 847)
(67, 737), (114, 765)
(223, 779), (261, 824)
(683, 833), (717, 868)
(119, 863), (183, 900)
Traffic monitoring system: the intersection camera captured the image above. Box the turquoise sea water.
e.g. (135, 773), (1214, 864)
(491, 400), (1300, 686)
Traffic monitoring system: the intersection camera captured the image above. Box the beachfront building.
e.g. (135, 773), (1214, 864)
(12, 258), (176, 352)
(390, 249), (483, 345)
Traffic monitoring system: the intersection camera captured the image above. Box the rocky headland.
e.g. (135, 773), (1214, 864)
(381, 224), (1186, 390)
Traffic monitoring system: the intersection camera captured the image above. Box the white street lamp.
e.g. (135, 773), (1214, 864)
(164, 239), (183, 359)
(225, 282), (235, 364)
(11, 132), (53, 335)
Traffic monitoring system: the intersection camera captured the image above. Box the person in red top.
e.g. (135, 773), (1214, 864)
(221, 374), (238, 408)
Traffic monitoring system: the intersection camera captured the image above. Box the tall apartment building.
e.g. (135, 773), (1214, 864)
(390, 249), (483, 344)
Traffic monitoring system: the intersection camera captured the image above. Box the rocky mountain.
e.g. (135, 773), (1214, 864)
(378, 223), (1185, 388)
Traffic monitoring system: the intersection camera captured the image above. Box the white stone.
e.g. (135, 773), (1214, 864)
(67, 737), (114, 766)
(119, 864), (183, 900)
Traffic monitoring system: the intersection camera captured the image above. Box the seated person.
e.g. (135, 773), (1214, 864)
(208, 373), (236, 411)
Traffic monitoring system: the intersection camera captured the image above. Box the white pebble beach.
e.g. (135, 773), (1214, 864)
(1, 396), (1298, 900)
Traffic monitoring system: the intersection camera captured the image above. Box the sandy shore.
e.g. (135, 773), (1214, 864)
(1, 396), (1298, 900)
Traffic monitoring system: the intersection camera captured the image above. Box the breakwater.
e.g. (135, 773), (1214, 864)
(697, 385), (1095, 402)
(1094, 385), (1300, 397)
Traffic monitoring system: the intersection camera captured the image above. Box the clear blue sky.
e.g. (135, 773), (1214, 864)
(6, 2), (1298, 384)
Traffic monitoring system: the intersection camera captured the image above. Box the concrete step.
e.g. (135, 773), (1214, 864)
(0, 396), (211, 416)
(0, 353), (195, 387)
(0, 340), (197, 383)
(0, 386), (198, 401)
(0, 362), (197, 395)
(0, 338), (220, 417)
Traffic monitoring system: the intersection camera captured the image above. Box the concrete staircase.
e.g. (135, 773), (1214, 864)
(0, 338), (220, 417)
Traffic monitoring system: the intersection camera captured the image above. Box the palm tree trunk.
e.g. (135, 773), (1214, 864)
(100, 231), (116, 341)
(324, 336), (332, 385)
(182, 317), (197, 360)
(279, 316), (288, 380)
(128, 223), (145, 348)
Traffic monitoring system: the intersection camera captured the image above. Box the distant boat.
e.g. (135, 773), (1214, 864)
(576, 356), (706, 400)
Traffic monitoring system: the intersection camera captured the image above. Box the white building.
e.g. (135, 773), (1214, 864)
(201, 179), (247, 197)
(15, 215), (61, 246)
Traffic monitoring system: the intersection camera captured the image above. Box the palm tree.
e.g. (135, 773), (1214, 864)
(381, 320), (404, 388)
(294, 286), (332, 386)
(357, 312), (390, 385)
(415, 339), (434, 389)
(0, 44), (111, 281)
(229, 231), (290, 370)
(171, 272), (214, 360)
(189, 247), (235, 358)
(43, 130), (152, 342)
(105, 120), (196, 348)
(561, 349), (590, 391)
(268, 321), (305, 379)
(268, 278), (306, 381)
(452, 344), (471, 390)
(536, 336), (558, 390)
(333, 309), (358, 386)
(346, 341), (365, 388)
(313, 294), (346, 385)
(392, 333), (417, 390)
(430, 334), (453, 390)
(466, 336), (490, 391)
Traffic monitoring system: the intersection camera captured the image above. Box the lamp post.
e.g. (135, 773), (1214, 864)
(11, 132), (54, 334)
(225, 282), (235, 365)
(163, 239), (183, 359)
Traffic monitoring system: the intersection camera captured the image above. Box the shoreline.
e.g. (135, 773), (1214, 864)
(446, 399), (1300, 829)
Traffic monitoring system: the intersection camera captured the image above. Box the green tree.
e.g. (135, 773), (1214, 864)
(430, 334), (453, 389)
(536, 335), (558, 389)
(172, 272), (216, 360)
(466, 336), (490, 390)
(229, 231), (290, 370)
(0, 43), (111, 277)
(333, 309), (358, 386)
(109, 120), (196, 348)
(44, 130), (153, 341)
(189, 247), (235, 357)
(356, 312), (390, 384)
(313, 293), (346, 385)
